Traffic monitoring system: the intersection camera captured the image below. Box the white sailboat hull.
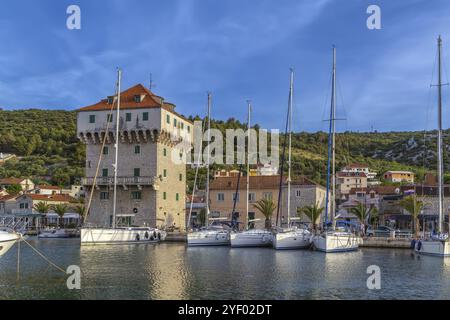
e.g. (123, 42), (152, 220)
(38, 229), (71, 239)
(0, 231), (20, 257)
(187, 230), (230, 246)
(312, 232), (360, 253)
(80, 227), (167, 245)
(415, 240), (450, 257)
(230, 230), (273, 247)
(273, 229), (311, 250)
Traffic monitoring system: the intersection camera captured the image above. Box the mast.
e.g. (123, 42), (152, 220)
(112, 68), (121, 229)
(331, 46), (337, 230)
(437, 36), (444, 234)
(205, 92), (211, 225)
(324, 46), (337, 231)
(246, 101), (251, 230)
(287, 69), (294, 227)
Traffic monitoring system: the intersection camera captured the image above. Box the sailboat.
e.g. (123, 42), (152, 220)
(80, 69), (167, 245)
(0, 228), (20, 257)
(311, 46), (360, 253)
(273, 69), (311, 250)
(414, 36), (450, 256)
(230, 101), (273, 248)
(187, 93), (231, 246)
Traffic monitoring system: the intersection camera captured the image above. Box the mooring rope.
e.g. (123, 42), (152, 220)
(19, 235), (66, 274)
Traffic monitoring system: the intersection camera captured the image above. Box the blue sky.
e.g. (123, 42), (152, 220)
(0, 0), (449, 132)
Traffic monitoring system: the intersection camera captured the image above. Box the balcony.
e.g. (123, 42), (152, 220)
(81, 176), (158, 187)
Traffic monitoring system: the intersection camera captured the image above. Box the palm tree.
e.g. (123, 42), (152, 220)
(253, 198), (277, 230)
(33, 201), (51, 214)
(52, 203), (68, 228)
(33, 201), (51, 230)
(297, 203), (324, 231)
(350, 203), (378, 225)
(399, 195), (423, 237)
(74, 205), (86, 225)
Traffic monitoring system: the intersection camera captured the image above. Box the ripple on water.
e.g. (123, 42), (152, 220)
(1, 240), (450, 299)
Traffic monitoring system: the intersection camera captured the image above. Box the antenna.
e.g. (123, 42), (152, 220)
(149, 73), (157, 91)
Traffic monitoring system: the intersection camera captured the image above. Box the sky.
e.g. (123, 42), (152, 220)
(0, 0), (450, 132)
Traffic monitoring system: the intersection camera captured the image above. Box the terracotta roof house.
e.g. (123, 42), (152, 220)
(0, 178), (35, 192)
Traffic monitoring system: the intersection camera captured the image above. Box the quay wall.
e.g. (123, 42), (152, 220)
(361, 237), (412, 249)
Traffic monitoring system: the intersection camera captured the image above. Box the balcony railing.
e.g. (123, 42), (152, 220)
(81, 176), (155, 186)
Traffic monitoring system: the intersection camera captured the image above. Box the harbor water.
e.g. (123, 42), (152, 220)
(1, 238), (450, 299)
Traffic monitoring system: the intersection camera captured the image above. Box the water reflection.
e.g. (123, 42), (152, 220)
(1, 240), (450, 299)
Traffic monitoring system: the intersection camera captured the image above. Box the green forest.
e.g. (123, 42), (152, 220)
(0, 109), (448, 190)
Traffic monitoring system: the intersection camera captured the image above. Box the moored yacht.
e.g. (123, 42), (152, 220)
(414, 36), (450, 257)
(230, 228), (273, 247)
(0, 229), (20, 257)
(312, 46), (360, 253)
(273, 225), (311, 250)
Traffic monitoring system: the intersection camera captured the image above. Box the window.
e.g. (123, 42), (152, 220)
(89, 115), (95, 123)
(263, 192), (273, 200)
(134, 95), (142, 103)
(176, 193), (179, 201)
(233, 193), (240, 202)
(134, 145), (141, 154)
(179, 174), (183, 182)
(143, 112), (149, 121)
(100, 192), (109, 200)
(187, 126), (190, 133)
(163, 148), (167, 156)
(173, 118), (177, 127)
(102, 168), (108, 177)
(166, 114), (170, 124)
(163, 192), (166, 200)
(134, 168), (140, 177)
(248, 193), (256, 202)
(181, 122), (184, 129)
(296, 190), (301, 197)
(163, 169), (167, 177)
(107, 114), (113, 122)
(107, 96), (114, 104)
(103, 146), (108, 155)
(131, 191), (142, 200)
(217, 193), (225, 201)
(126, 113), (132, 122)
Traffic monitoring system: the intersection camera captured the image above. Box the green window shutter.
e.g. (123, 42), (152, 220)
(143, 112), (149, 121)
(134, 168), (140, 177)
(163, 169), (167, 177)
(176, 193), (179, 201)
(126, 113), (131, 121)
(103, 146), (108, 155)
(179, 174), (182, 181)
(89, 115), (95, 123)
(135, 145), (140, 154)
(163, 192), (166, 200)
(166, 114), (170, 124)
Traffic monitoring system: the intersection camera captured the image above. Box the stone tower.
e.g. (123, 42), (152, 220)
(77, 84), (192, 231)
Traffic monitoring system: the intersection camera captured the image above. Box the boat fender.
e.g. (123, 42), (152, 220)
(153, 231), (157, 238)
(136, 234), (140, 241)
(410, 239), (416, 249)
(150, 235), (154, 241)
(145, 231), (149, 239)
(417, 240), (422, 251)
(157, 233), (161, 240)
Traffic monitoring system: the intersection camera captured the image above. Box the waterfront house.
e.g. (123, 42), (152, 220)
(0, 178), (35, 192)
(383, 171), (415, 183)
(77, 84), (191, 230)
(336, 171), (368, 200)
(209, 175), (326, 229)
(185, 191), (206, 228)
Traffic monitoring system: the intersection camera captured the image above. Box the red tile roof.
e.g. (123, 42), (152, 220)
(210, 175), (321, 191)
(77, 83), (192, 123)
(22, 194), (77, 203)
(0, 178), (28, 185)
(349, 186), (399, 195)
(36, 185), (61, 190)
(337, 172), (367, 178)
(344, 163), (368, 169)
(0, 194), (20, 201)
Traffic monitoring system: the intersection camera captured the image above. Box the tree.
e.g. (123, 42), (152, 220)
(52, 203), (68, 228)
(6, 184), (22, 195)
(253, 198), (277, 230)
(33, 201), (51, 214)
(298, 203), (324, 231)
(399, 195), (423, 237)
(350, 203), (378, 225)
(74, 205), (86, 225)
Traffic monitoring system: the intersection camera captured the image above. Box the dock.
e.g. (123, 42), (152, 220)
(360, 237), (412, 249)
(166, 232), (187, 242)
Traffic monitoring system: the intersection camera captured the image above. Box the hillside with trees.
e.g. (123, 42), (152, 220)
(0, 109), (448, 190)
